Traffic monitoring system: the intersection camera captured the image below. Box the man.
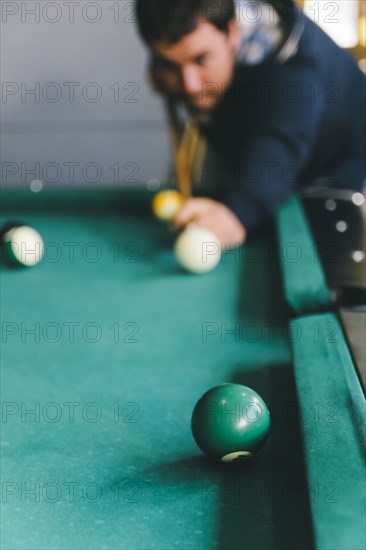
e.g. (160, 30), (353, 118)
(136, 0), (365, 246)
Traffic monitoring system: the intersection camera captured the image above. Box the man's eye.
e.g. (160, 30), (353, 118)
(195, 55), (207, 66)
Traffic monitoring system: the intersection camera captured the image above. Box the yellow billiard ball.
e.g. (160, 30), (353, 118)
(152, 190), (184, 222)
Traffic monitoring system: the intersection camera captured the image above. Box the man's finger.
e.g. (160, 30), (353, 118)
(173, 199), (206, 229)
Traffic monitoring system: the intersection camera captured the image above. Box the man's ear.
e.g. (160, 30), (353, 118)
(148, 57), (171, 95)
(227, 19), (241, 51)
(148, 59), (165, 94)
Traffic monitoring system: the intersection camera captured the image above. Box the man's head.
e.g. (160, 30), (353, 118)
(135, 0), (240, 111)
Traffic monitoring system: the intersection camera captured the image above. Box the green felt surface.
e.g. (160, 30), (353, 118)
(0, 189), (315, 550)
(277, 194), (332, 314)
(290, 314), (366, 550)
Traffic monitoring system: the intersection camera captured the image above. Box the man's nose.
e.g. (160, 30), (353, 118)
(181, 65), (202, 95)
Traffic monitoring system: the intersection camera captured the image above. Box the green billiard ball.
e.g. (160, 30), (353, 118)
(1, 222), (44, 267)
(191, 383), (270, 463)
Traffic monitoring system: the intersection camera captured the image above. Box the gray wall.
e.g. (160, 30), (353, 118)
(1, 0), (170, 188)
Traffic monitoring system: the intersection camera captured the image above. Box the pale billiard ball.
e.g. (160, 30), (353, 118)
(152, 190), (184, 222)
(1, 223), (44, 267)
(191, 383), (271, 463)
(174, 224), (221, 274)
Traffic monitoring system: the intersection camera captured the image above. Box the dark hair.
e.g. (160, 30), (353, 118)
(135, 0), (236, 45)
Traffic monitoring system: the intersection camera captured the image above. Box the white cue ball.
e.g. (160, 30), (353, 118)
(174, 225), (221, 274)
(3, 226), (44, 267)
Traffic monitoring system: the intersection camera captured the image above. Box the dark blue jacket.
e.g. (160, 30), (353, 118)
(201, 3), (366, 229)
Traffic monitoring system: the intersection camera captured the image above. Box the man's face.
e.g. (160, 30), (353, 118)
(150, 20), (240, 111)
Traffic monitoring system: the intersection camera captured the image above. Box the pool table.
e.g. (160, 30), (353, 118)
(1, 188), (365, 550)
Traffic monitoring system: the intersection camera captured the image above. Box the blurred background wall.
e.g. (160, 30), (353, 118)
(1, 0), (365, 189)
(1, 0), (170, 189)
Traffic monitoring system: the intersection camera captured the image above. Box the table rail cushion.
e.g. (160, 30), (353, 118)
(277, 194), (332, 314)
(290, 312), (366, 550)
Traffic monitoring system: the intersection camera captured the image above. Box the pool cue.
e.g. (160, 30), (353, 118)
(165, 100), (188, 196)
(183, 119), (200, 191)
(165, 100), (201, 198)
(189, 127), (206, 184)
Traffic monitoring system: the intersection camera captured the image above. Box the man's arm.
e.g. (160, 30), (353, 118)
(222, 52), (328, 230)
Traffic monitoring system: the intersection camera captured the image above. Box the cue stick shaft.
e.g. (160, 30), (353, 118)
(165, 100), (187, 195)
(165, 100), (201, 198)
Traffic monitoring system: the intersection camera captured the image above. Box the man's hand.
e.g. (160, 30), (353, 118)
(172, 197), (246, 248)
